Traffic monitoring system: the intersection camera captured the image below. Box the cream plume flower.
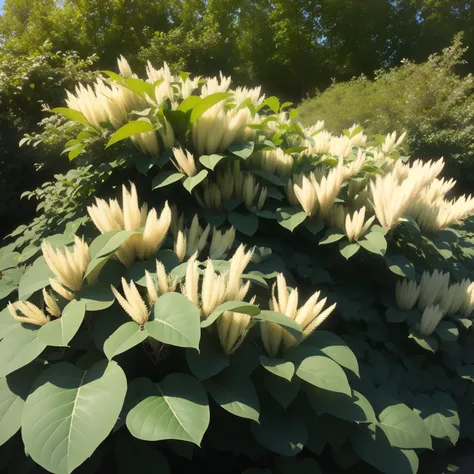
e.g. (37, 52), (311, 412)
(88, 183), (171, 267)
(381, 131), (407, 154)
(345, 207), (375, 241)
(225, 245), (254, 300)
(145, 261), (178, 305)
(180, 245), (253, 319)
(395, 280), (420, 311)
(42, 288), (61, 318)
(420, 305), (444, 336)
(131, 131), (160, 156)
(218, 296), (256, 355)
(65, 83), (109, 128)
(200, 260), (228, 317)
(209, 227), (236, 259)
(42, 235), (90, 299)
(418, 270), (450, 310)
(8, 301), (50, 326)
(261, 274), (336, 357)
(460, 282), (474, 317)
(370, 168), (427, 229)
(111, 278), (149, 325)
(117, 55), (133, 78)
(181, 254), (200, 307)
(440, 280), (470, 315)
(327, 204), (347, 231)
(251, 148), (293, 176)
(173, 215), (211, 263)
(294, 164), (345, 218)
(172, 147), (197, 177)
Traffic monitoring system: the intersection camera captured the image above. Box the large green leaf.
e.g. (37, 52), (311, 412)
(359, 231), (387, 256)
(152, 171), (185, 189)
(185, 332), (229, 381)
(106, 120), (155, 148)
(22, 360), (127, 474)
(190, 92), (232, 124)
(0, 364), (41, 446)
(250, 405), (307, 456)
(377, 402), (432, 449)
(199, 153), (227, 170)
(0, 252), (19, 272)
(296, 355), (351, 396)
(122, 77), (156, 99)
(260, 356), (295, 381)
(93, 308), (130, 352)
(183, 170), (208, 193)
(351, 425), (418, 474)
(306, 387), (376, 423)
(413, 392), (459, 446)
(145, 292), (200, 349)
(0, 325), (46, 377)
(104, 321), (148, 360)
(254, 310), (302, 341)
(263, 372), (300, 409)
(126, 374), (209, 445)
(18, 257), (54, 300)
(228, 212), (259, 236)
(76, 284), (115, 311)
(290, 331), (359, 377)
(202, 300), (260, 328)
(227, 140), (255, 159)
(204, 368), (260, 421)
(319, 228), (345, 245)
(275, 208), (307, 232)
(86, 230), (141, 280)
(39, 300), (86, 347)
(0, 307), (18, 340)
(52, 107), (91, 127)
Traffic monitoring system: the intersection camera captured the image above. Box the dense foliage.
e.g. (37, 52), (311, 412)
(0, 41), (97, 235)
(1, 58), (474, 474)
(299, 37), (474, 192)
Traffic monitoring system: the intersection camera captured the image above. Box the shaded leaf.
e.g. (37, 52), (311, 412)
(106, 120), (155, 148)
(39, 300), (86, 347)
(104, 321), (147, 359)
(183, 170), (208, 193)
(0, 325), (46, 377)
(296, 355), (351, 396)
(152, 171), (184, 189)
(126, 374), (209, 445)
(204, 368), (260, 421)
(260, 356), (294, 381)
(22, 360), (127, 474)
(145, 292), (200, 349)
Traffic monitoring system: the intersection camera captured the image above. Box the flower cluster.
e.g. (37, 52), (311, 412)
(87, 183), (171, 267)
(395, 271), (474, 335)
(194, 162), (267, 212)
(42, 236), (91, 300)
(110, 244), (255, 354)
(170, 212), (236, 262)
(261, 274), (336, 357)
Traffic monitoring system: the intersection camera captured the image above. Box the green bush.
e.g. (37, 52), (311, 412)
(0, 41), (97, 236)
(299, 36), (474, 191)
(2, 57), (474, 474)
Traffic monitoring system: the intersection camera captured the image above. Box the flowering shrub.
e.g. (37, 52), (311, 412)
(1, 56), (474, 473)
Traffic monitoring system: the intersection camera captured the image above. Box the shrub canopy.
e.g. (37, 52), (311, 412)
(1, 56), (474, 474)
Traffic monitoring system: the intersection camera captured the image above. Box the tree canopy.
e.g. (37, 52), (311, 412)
(1, 0), (473, 101)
